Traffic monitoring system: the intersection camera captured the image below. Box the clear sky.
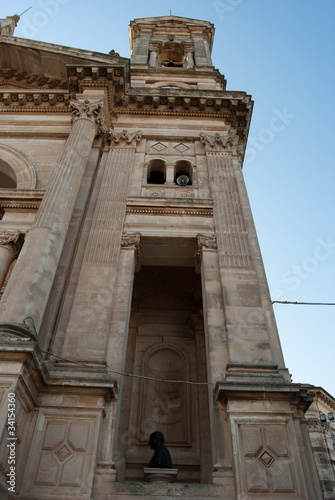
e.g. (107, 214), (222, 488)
(3, 0), (335, 396)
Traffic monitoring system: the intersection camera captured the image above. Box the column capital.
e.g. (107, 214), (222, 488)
(199, 131), (241, 155)
(195, 233), (217, 272)
(121, 232), (141, 270)
(70, 98), (105, 133)
(0, 230), (25, 257)
(107, 129), (143, 147)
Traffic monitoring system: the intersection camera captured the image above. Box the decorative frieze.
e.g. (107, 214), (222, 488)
(126, 206), (213, 217)
(115, 96), (251, 141)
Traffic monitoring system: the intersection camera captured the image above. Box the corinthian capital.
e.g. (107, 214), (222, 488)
(194, 233), (217, 273)
(70, 99), (105, 132)
(108, 129), (143, 146)
(199, 131), (237, 151)
(0, 230), (25, 257)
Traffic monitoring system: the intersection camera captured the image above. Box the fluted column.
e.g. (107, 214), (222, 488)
(0, 98), (104, 333)
(0, 231), (24, 288)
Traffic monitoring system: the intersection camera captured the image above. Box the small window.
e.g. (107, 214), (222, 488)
(147, 159), (166, 184)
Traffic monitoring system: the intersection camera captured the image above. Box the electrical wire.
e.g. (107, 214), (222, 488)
(272, 300), (335, 306)
(41, 349), (215, 386)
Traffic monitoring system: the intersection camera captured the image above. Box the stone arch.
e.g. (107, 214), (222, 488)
(0, 144), (40, 189)
(174, 159), (193, 185)
(147, 158), (166, 184)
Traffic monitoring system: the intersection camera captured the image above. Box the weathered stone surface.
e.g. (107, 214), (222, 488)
(0, 13), (326, 500)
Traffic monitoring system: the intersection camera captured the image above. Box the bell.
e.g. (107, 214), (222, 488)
(176, 175), (190, 186)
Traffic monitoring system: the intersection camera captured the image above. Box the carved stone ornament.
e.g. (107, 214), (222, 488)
(0, 320), (38, 343)
(121, 232), (141, 248)
(199, 131), (237, 151)
(70, 99), (105, 132)
(121, 232), (141, 268)
(197, 233), (217, 250)
(0, 14), (20, 36)
(108, 129), (143, 146)
(0, 230), (25, 257)
(194, 234), (217, 273)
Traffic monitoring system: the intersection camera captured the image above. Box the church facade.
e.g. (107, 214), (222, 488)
(0, 14), (330, 499)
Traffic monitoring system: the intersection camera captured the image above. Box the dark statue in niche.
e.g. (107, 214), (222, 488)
(149, 431), (172, 468)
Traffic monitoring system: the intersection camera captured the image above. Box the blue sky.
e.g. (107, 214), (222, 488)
(4, 0), (335, 396)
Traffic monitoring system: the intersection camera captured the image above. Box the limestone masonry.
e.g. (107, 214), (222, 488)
(0, 14), (333, 500)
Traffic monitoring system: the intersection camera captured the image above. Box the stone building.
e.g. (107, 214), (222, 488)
(0, 13), (331, 500)
(304, 386), (335, 498)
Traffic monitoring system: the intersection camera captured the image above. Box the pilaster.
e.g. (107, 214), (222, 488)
(201, 132), (288, 378)
(60, 131), (142, 362)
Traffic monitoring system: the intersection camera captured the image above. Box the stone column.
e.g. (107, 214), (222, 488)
(0, 231), (24, 288)
(0, 98), (104, 333)
(186, 52), (194, 69)
(149, 49), (157, 67)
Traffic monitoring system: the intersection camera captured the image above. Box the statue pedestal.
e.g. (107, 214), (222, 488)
(143, 468), (178, 483)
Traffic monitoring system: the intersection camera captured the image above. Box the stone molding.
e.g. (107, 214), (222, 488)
(126, 206), (213, 217)
(116, 95), (251, 143)
(0, 320), (38, 343)
(0, 190), (44, 216)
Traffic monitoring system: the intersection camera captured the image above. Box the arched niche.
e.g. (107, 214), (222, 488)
(137, 345), (191, 446)
(147, 159), (166, 184)
(0, 144), (40, 189)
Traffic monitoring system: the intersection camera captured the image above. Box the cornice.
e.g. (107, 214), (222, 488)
(0, 56), (252, 146)
(0, 189), (44, 216)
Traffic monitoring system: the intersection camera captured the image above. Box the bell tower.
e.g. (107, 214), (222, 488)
(0, 14), (324, 500)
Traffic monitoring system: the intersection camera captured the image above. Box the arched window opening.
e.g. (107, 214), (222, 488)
(0, 160), (17, 188)
(147, 159), (166, 184)
(174, 160), (192, 186)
